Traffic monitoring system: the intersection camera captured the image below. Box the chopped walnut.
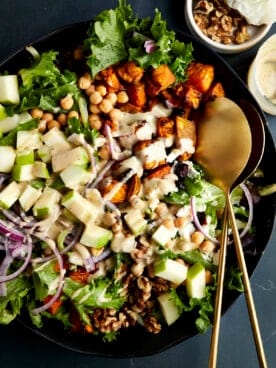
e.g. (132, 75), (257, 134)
(192, 0), (252, 45)
(144, 315), (162, 334)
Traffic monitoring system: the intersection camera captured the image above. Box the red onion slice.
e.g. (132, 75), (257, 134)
(90, 159), (115, 189)
(0, 220), (25, 243)
(0, 254), (13, 296)
(0, 235), (32, 283)
(190, 196), (219, 244)
(144, 39), (157, 53)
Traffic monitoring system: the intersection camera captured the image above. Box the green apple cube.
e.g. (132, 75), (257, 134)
(33, 186), (61, 218)
(60, 165), (91, 189)
(124, 209), (147, 236)
(154, 258), (188, 285)
(152, 224), (173, 246)
(33, 161), (50, 179)
(19, 184), (42, 212)
(186, 263), (206, 299)
(42, 127), (72, 155)
(158, 292), (181, 326)
(0, 75), (20, 105)
(0, 146), (16, 172)
(16, 129), (42, 152)
(51, 146), (89, 172)
(0, 111), (32, 134)
(15, 150), (34, 165)
(37, 145), (52, 163)
(80, 224), (112, 248)
(62, 190), (103, 224)
(12, 163), (35, 181)
(0, 181), (21, 209)
(0, 104), (7, 120)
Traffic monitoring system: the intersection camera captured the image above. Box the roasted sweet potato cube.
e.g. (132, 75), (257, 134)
(147, 64), (176, 97)
(157, 117), (175, 137)
(100, 67), (121, 92)
(147, 164), (171, 179)
(186, 62), (214, 93)
(116, 61), (144, 84)
(184, 85), (202, 109)
(205, 82), (225, 101)
(173, 83), (202, 109)
(101, 179), (127, 203)
(127, 83), (147, 107)
(175, 115), (196, 143)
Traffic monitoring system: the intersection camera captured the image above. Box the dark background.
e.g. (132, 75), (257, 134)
(0, 1), (275, 367)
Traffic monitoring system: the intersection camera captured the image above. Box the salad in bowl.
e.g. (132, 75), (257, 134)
(0, 0), (274, 349)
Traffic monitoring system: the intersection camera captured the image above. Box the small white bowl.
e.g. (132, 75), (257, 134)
(247, 34), (276, 115)
(184, 0), (272, 54)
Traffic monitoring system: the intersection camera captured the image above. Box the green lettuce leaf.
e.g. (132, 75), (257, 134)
(169, 282), (215, 334)
(18, 51), (79, 112)
(0, 275), (31, 324)
(85, 0), (135, 76)
(32, 260), (60, 301)
(63, 277), (125, 310)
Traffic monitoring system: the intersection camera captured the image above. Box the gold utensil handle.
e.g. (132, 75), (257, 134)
(208, 204), (229, 368)
(226, 195), (268, 368)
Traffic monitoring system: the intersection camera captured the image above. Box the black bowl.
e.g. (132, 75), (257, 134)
(0, 22), (275, 358)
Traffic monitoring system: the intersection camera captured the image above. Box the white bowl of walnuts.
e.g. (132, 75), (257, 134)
(184, 0), (272, 54)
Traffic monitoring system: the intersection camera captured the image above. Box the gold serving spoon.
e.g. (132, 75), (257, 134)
(195, 97), (267, 368)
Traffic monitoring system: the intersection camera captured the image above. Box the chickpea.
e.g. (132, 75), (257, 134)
(117, 90), (129, 104)
(78, 75), (91, 90)
(162, 218), (175, 230)
(200, 240), (216, 254)
(89, 104), (101, 114)
(57, 113), (67, 126)
(155, 202), (169, 218)
(47, 120), (60, 130)
(60, 95), (74, 110)
(191, 231), (205, 246)
(98, 98), (113, 114)
(85, 85), (96, 96)
(174, 216), (188, 228)
(67, 110), (79, 120)
(109, 108), (123, 122)
(96, 84), (107, 97)
(98, 144), (111, 160)
(106, 92), (117, 105)
(42, 112), (54, 122)
(88, 114), (102, 130)
(38, 119), (47, 133)
(89, 91), (103, 105)
(31, 108), (43, 119)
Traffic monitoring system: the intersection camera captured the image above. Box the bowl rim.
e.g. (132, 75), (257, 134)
(184, 0), (272, 53)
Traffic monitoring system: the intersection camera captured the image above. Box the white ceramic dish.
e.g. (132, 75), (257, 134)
(184, 0), (272, 54)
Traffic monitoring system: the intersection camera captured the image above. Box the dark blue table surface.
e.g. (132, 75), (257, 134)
(0, 1), (275, 367)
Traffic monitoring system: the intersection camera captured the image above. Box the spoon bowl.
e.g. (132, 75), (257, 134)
(195, 97), (252, 192)
(194, 97), (267, 368)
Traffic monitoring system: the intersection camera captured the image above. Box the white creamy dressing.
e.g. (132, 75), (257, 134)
(248, 34), (276, 115)
(257, 59), (276, 104)
(116, 104), (172, 149)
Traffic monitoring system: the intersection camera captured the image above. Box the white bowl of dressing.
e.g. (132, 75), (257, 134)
(247, 34), (276, 115)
